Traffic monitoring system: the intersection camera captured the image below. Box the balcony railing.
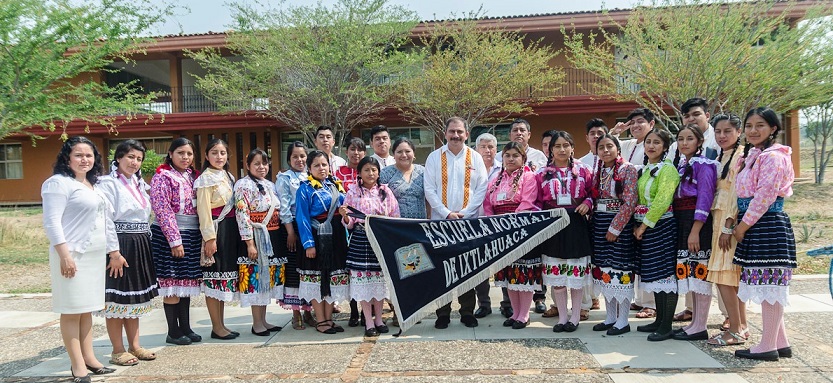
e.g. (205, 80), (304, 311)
(135, 69), (622, 115)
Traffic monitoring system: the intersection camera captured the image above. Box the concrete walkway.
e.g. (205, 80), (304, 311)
(1, 275), (832, 382)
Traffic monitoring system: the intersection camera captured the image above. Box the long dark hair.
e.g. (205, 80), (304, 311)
(53, 136), (104, 185)
(491, 142), (527, 194)
(246, 148), (270, 195)
(673, 124), (704, 184)
(712, 114), (742, 180)
(356, 156), (386, 201)
(285, 141), (307, 166)
(639, 128), (672, 178)
(164, 137), (197, 173)
(738, 107), (782, 173)
(202, 138), (230, 172)
(593, 134), (624, 197)
(112, 139), (146, 179)
(545, 131), (578, 180)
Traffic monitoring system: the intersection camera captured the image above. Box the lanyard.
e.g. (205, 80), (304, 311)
(118, 173), (148, 209)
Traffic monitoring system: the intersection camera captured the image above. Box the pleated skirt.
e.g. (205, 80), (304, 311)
(636, 216), (678, 293)
(151, 223), (202, 297)
(100, 231), (159, 318)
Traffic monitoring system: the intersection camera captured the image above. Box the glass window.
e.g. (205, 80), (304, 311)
(0, 143), (23, 179)
(361, 126), (435, 165)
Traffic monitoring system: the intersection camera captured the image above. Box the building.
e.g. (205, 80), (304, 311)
(0, 5), (807, 203)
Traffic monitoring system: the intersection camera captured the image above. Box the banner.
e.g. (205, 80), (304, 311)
(364, 209), (569, 333)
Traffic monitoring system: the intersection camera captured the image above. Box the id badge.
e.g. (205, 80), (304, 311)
(597, 203), (607, 212)
(497, 192), (507, 201)
(557, 193), (571, 206)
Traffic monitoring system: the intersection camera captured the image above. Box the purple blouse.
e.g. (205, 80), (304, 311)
(675, 156), (718, 222)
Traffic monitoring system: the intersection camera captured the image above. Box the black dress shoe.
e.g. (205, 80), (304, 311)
(672, 327), (686, 334)
(348, 316), (360, 327)
(364, 327), (379, 337)
(375, 324), (389, 333)
(460, 315), (479, 328)
(267, 325), (282, 332)
(503, 318), (517, 327)
(512, 320), (528, 329)
(435, 316), (451, 329)
(85, 364), (115, 375)
(71, 369), (91, 383)
(534, 300), (547, 313)
(735, 348), (779, 361)
(166, 335), (193, 345)
(227, 330), (240, 337)
(211, 331), (237, 340)
(647, 331), (674, 341)
(552, 323), (565, 333)
(184, 332), (202, 342)
(593, 322), (614, 331)
(777, 347), (792, 358)
(673, 330), (709, 341)
(500, 306), (513, 318)
(636, 322), (660, 333)
(563, 321), (578, 332)
(474, 307), (492, 318)
(251, 327), (271, 336)
(607, 325), (631, 335)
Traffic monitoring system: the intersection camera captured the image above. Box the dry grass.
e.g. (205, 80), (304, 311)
(0, 208), (51, 293)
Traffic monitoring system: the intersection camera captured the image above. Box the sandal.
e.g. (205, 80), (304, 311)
(542, 305), (559, 318)
(128, 347), (156, 361)
(635, 307), (656, 318)
(315, 321), (336, 334)
(579, 309), (590, 321)
(328, 320), (345, 333)
(630, 303), (643, 311)
(304, 312), (317, 328)
(109, 352), (139, 366)
(292, 313), (306, 330)
(720, 318), (731, 332)
(673, 309), (693, 322)
(707, 331), (746, 346)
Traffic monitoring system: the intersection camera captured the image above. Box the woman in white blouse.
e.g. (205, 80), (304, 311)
(42, 137), (122, 383)
(97, 140), (159, 365)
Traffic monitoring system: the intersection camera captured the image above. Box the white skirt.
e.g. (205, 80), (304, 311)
(50, 217), (106, 314)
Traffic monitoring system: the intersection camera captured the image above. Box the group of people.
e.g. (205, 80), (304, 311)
(42, 99), (796, 383)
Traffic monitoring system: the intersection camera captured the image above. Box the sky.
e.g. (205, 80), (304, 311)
(154, 0), (636, 35)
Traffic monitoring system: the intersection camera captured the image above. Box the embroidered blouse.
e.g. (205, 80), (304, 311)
(424, 145), (488, 219)
(194, 167), (235, 241)
(334, 166), (359, 193)
(275, 169), (307, 223)
(343, 184), (400, 229)
(595, 161), (639, 236)
(483, 168), (539, 215)
(379, 164), (426, 219)
(636, 159), (680, 228)
(535, 162), (594, 210)
(41, 175), (119, 254)
(675, 156), (718, 222)
(712, 149), (743, 223)
(150, 165), (198, 247)
(295, 178), (345, 250)
(99, 172), (152, 249)
(735, 144), (794, 226)
(234, 177), (280, 241)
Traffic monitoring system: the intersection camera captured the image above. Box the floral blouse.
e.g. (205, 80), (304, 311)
(675, 156), (718, 222)
(343, 184), (400, 229)
(735, 144), (794, 226)
(234, 177), (280, 241)
(150, 164), (198, 247)
(483, 168), (538, 215)
(535, 161), (594, 210)
(194, 167), (235, 241)
(379, 164), (426, 219)
(636, 159), (680, 228)
(595, 160), (638, 236)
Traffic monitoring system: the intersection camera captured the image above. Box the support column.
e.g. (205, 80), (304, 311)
(783, 109), (801, 176)
(169, 57), (183, 113)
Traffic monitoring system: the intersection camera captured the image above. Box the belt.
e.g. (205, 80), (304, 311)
(596, 198), (621, 213)
(114, 221), (150, 233)
(633, 204), (672, 222)
(673, 197), (697, 211)
(738, 197), (784, 214)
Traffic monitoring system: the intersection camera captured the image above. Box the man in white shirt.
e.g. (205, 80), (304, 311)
(424, 117), (488, 329)
(314, 126), (347, 173)
(369, 125), (396, 167)
(497, 118), (548, 172)
(473, 133), (510, 319)
(578, 118), (609, 172)
(672, 97), (719, 160)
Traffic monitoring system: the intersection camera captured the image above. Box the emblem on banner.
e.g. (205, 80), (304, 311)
(395, 243), (434, 279)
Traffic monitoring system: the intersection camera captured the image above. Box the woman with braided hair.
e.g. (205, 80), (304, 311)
(590, 134), (638, 336)
(536, 131), (594, 333)
(706, 114), (748, 346)
(670, 124), (718, 341)
(732, 107), (796, 361)
(633, 128), (680, 341)
(484, 142), (540, 330)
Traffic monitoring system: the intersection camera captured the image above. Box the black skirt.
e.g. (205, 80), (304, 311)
(591, 212), (636, 271)
(104, 232), (159, 308)
(202, 217), (242, 301)
(636, 216), (677, 283)
(277, 224), (301, 289)
(537, 209), (593, 259)
(734, 211), (797, 269)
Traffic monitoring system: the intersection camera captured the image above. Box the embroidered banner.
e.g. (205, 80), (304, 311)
(364, 209), (569, 333)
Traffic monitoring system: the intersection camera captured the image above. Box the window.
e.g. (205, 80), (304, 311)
(470, 124), (512, 149)
(0, 143), (23, 179)
(109, 137), (173, 156)
(361, 126), (435, 165)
